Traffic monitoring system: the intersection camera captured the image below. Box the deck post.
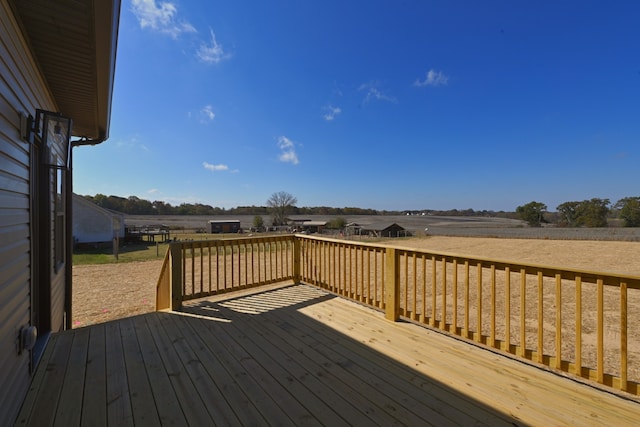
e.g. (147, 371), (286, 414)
(155, 250), (171, 310)
(385, 248), (400, 321)
(170, 243), (183, 311)
(293, 236), (301, 283)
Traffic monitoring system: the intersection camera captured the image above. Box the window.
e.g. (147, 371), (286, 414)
(54, 166), (65, 272)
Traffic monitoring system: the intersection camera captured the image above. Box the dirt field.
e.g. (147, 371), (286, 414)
(385, 236), (640, 276)
(73, 236), (640, 327)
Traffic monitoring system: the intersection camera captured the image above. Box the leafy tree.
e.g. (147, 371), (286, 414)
(92, 193), (108, 208)
(266, 191), (297, 226)
(152, 200), (172, 215)
(578, 198), (610, 227)
(327, 217), (347, 229)
(614, 197), (640, 227)
(253, 215), (265, 231)
(515, 201), (547, 227)
(556, 201), (581, 227)
(556, 198), (610, 227)
(125, 196), (154, 214)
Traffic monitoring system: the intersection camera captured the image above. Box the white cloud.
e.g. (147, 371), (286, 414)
(277, 136), (299, 165)
(359, 81), (397, 104)
(197, 29), (228, 64)
(203, 162), (229, 172)
(200, 105), (216, 122)
(323, 105), (342, 121)
(414, 69), (449, 87)
(131, 0), (196, 39)
(147, 188), (160, 194)
(115, 135), (150, 152)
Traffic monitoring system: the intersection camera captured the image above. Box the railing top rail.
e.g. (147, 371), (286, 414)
(295, 233), (388, 249)
(168, 234), (296, 249)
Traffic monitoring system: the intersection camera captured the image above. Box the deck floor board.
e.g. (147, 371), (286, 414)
(187, 314), (299, 426)
(131, 315), (187, 426)
(198, 302), (379, 426)
(16, 283), (640, 426)
(81, 323), (107, 426)
(222, 300), (459, 426)
(281, 302), (502, 426)
(196, 313), (346, 426)
(54, 327), (90, 427)
(105, 321), (133, 426)
(144, 311), (213, 426)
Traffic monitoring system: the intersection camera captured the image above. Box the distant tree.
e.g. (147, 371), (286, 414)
(152, 200), (173, 215)
(557, 198), (610, 227)
(92, 193), (108, 208)
(614, 197), (640, 227)
(516, 201), (547, 227)
(125, 196), (154, 214)
(327, 217), (347, 229)
(578, 198), (610, 227)
(556, 201), (581, 227)
(233, 205), (267, 215)
(267, 191), (297, 226)
(253, 215), (265, 231)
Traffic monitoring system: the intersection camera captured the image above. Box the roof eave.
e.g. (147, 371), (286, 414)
(12, 0), (121, 142)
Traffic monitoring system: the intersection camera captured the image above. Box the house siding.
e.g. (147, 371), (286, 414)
(0, 101), (32, 427)
(0, 3), (59, 425)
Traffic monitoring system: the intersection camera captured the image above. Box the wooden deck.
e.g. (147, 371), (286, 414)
(17, 284), (640, 426)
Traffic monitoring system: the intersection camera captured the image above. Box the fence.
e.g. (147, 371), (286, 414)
(156, 235), (296, 310)
(157, 234), (640, 396)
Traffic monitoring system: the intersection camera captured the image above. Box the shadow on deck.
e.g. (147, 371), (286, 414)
(17, 284), (640, 426)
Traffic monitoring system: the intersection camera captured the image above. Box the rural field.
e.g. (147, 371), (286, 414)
(124, 213), (640, 241)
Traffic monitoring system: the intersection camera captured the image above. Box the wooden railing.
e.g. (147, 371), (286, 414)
(156, 235), (297, 310)
(157, 234), (640, 396)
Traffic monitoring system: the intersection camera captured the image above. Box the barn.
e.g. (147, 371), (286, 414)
(300, 220), (327, 234)
(0, 2), (120, 424)
(209, 220), (241, 234)
(361, 223), (409, 238)
(72, 194), (124, 245)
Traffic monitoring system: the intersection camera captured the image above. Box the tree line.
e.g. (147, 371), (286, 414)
(82, 194), (384, 217)
(516, 197), (640, 228)
(82, 193), (515, 218)
(82, 193), (640, 228)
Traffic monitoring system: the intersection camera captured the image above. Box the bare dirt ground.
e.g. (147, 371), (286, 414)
(73, 236), (640, 327)
(72, 259), (163, 328)
(386, 236), (640, 276)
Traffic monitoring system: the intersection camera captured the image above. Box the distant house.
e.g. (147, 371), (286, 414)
(299, 221), (327, 234)
(72, 194), (124, 245)
(209, 220), (241, 233)
(0, 2), (120, 424)
(361, 223), (409, 238)
(344, 222), (363, 236)
(290, 219), (311, 226)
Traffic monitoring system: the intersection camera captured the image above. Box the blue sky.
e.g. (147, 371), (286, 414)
(73, 1), (640, 212)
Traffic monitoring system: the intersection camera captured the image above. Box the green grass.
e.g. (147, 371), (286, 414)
(72, 232), (266, 265)
(73, 242), (170, 265)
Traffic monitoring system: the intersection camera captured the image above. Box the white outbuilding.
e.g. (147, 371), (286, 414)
(72, 194), (124, 245)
